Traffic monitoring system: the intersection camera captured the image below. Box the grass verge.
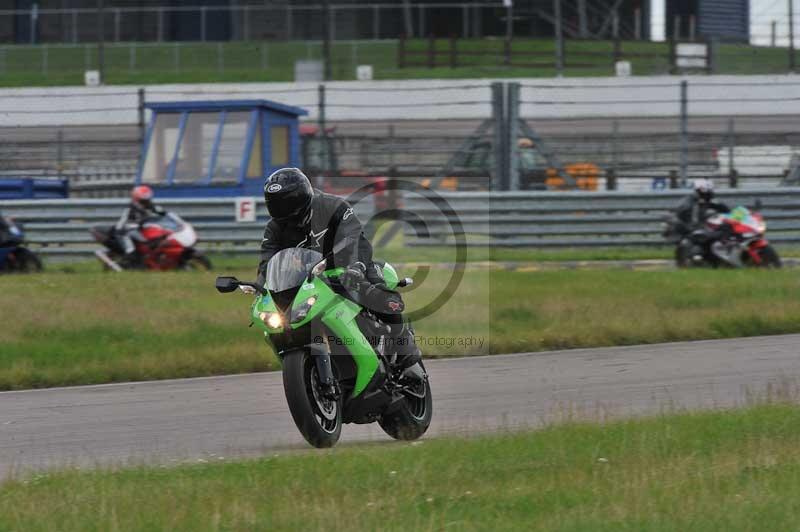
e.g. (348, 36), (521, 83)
(44, 246), (681, 273)
(45, 244), (800, 274)
(1, 268), (799, 390)
(3, 404), (800, 531)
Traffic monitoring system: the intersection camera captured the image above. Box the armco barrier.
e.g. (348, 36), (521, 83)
(2, 190), (799, 256)
(402, 189), (800, 247)
(0, 197), (373, 258)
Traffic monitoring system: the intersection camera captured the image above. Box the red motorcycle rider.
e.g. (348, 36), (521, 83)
(115, 185), (166, 267)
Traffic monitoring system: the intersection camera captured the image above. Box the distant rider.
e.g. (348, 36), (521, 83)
(0, 210), (11, 248)
(675, 178), (732, 261)
(115, 185), (165, 266)
(254, 168), (422, 376)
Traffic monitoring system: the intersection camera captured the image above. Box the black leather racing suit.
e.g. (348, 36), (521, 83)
(256, 189), (418, 365)
(675, 195), (731, 230)
(675, 194), (732, 253)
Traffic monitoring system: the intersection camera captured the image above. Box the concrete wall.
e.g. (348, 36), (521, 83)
(0, 74), (797, 127)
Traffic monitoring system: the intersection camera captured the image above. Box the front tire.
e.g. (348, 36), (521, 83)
(12, 248), (42, 273)
(379, 363), (433, 441)
(282, 350), (342, 448)
(182, 253), (212, 271)
(757, 245), (782, 268)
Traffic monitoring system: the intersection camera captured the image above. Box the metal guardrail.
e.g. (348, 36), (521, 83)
(0, 197), (373, 258)
(2, 190), (799, 256)
(402, 189), (800, 247)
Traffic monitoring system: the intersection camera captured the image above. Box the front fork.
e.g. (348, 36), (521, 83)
(309, 343), (338, 397)
(746, 238), (769, 265)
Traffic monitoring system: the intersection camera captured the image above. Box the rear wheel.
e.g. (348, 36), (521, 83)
(283, 350), (342, 448)
(379, 363), (433, 441)
(674, 243), (691, 268)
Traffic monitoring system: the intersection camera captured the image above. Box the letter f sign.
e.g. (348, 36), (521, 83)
(235, 197), (257, 223)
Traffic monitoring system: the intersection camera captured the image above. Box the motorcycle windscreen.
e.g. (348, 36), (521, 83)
(141, 213), (180, 232)
(265, 247), (324, 292)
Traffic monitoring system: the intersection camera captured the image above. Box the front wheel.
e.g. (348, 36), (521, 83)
(12, 248), (42, 273)
(181, 253), (212, 271)
(757, 245), (782, 268)
(379, 364), (433, 441)
(282, 350), (342, 448)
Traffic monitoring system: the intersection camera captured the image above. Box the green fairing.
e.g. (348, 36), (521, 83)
(251, 268), (380, 397)
(321, 297), (380, 397)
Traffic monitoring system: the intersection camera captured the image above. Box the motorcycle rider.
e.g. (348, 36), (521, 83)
(675, 178), (732, 262)
(254, 167), (422, 374)
(0, 211), (11, 247)
(114, 185), (165, 266)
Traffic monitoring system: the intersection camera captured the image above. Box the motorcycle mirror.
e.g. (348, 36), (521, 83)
(215, 276), (240, 293)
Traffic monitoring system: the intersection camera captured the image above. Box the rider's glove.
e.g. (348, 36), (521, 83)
(340, 262), (367, 291)
(239, 285), (257, 295)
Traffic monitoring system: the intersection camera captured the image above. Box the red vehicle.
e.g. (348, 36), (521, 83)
(91, 212), (211, 271)
(666, 205), (781, 268)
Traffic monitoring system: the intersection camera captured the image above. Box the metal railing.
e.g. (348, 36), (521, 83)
(3, 190), (800, 257)
(0, 196), (373, 258)
(403, 189), (800, 247)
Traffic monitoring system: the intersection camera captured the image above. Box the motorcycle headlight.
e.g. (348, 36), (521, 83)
(290, 296), (317, 323)
(259, 311), (283, 329)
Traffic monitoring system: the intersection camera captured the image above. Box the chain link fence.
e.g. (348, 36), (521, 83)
(1, 80), (799, 195)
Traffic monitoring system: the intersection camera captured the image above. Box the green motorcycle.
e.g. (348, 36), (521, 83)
(215, 246), (432, 448)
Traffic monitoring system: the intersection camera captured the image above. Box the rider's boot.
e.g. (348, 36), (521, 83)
(390, 322), (422, 372)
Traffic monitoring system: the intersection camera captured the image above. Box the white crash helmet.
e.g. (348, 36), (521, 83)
(692, 178), (714, 201)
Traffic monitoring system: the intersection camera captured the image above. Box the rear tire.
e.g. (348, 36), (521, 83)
(674, 243), (691, 268)
(282, 350), (342, 448)
(379, 363), (433, 441)
(758, 245), (782, 268)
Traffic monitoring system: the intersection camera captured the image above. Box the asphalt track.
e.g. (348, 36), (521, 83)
(1, 334), (799, 477)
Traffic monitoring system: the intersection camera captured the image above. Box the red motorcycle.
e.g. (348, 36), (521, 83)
(666, 206), (781, 268)
(91, 212), (212, 271)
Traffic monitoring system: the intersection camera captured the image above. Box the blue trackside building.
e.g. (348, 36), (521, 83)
(0, 178), (69, 199)
(136, 99), (308, 198)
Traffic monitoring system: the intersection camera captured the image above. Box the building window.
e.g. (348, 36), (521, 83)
(271, 125), (290, 167)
